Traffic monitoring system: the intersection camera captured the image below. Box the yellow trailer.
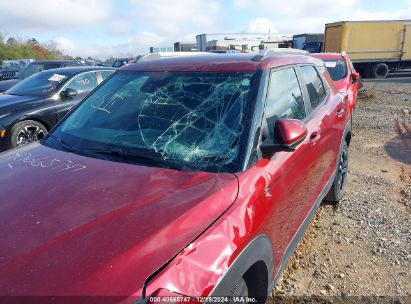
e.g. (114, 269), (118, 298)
(324, 20), (411, 78)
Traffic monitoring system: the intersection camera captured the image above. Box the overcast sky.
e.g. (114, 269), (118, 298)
(0, 0), (410, 59)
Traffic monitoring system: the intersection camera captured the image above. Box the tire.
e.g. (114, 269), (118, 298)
(9, 120), (48, 148)
(371, 63), (389, 78)
(227, 277), (248, 304)
(325, 140), (349, 203)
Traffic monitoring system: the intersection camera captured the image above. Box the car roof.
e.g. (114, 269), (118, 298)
(122, 53), (323, 73)
(37, 66), (116, 75)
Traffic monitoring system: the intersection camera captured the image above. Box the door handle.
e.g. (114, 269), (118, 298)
(309, 131), (321, 144)
(337, 108), (345, 117)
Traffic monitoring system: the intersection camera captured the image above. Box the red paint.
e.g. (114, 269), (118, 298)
(0, 54), (350, 301)
(313, 52), (360, 115)
(274, 119), (308, 145)
(0, 143), (238, 296)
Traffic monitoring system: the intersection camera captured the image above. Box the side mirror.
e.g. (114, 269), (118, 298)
(61, 88), (78, 98)
(351, 72), (360, 82)
(260, 119), (308, 154)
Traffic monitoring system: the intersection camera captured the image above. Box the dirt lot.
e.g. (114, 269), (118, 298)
(269, 82), (411, 303)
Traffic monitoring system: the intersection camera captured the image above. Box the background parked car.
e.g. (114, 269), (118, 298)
(313, 52), (360, 115)
(84, 59), (96, 66)
(0, 59), (34, 80)
(0, 66), (115, 151)
(112, 58), (134, 67)
(0, 60), (88, 93)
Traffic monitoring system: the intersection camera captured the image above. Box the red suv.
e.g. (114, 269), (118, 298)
(0, 51), (351, 303)
(312, 52), (360, 115)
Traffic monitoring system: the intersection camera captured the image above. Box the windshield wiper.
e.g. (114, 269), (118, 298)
(80, 147), (183, 171)
(48, 134), (77, 152)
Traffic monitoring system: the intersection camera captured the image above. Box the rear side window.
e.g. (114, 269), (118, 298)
(323, 58), (347, 81)
(300, 65), (326, 110)
(65, 72), (98, 93)
(265, 67), (306, 138)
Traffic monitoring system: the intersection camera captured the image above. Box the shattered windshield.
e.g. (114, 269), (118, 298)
(49, 71), (257, 172)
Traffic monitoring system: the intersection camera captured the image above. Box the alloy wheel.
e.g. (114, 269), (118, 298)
(16, 125), (47, 147)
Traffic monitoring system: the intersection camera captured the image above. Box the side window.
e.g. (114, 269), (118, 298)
(265, 67), (306, 138)
(65, 72), (98, 94)
(300, 65), (326, 110)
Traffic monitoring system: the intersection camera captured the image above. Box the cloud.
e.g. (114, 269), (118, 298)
(1, 0), (410, 59)
(233, 0), (255, 9)
(54, 36), (76, 54)
(236, 0), (363, 34)
(247, 18), (277, 33)
(0, 0), (112, 31)
(353, 8), (411, 20)
(129, 0), (223, 36)
(53, 31), (166, 59)
(234, 0), (359, 17)
(107, 21), (132, 35)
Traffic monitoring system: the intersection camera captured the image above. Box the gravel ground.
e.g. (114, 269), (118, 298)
(268, 82), (411, 304)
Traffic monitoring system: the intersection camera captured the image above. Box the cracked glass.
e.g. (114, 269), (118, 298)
(52, 71), (256, 172)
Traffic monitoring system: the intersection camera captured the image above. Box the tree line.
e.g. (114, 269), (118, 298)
(0, 34), (75, 66)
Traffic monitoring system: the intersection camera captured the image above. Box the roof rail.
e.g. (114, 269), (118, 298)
(139, 52), (212, 62)
(252, 48), (309, 61)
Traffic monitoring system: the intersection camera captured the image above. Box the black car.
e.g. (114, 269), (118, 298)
(0, 60), (88, 93)
(112, 58), (134, 68)
(0, 66), (115, 151)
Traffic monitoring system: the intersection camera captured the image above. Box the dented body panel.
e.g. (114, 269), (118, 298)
(0, 143), (238, 296)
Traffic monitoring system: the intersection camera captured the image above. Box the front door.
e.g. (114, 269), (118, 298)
(56, 71), (100, 121)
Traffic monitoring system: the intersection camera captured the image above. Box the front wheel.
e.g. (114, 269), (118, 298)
(9, 120), (48, 148)
(325, 140), (349, 203)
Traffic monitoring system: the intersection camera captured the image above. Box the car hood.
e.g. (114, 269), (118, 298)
(0, 93), (41, 108)
(0, 79), (21, 92)
(0, 143), (239, 296)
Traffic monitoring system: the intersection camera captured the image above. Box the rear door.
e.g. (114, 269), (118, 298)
(401, 24), (411, 60)
(298, 64), (346, 203)
(324, 24), (343, 52)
